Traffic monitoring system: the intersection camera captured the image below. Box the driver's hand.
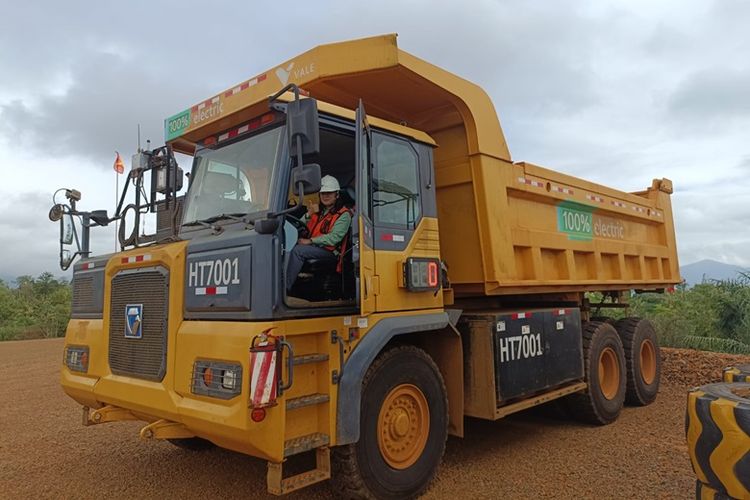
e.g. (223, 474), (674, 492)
(297, 238), (313, 245)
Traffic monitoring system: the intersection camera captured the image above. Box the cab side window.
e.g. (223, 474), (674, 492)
(372, 135), (421, 228)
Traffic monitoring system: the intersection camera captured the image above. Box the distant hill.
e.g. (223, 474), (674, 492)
(680, 259), (749, 286)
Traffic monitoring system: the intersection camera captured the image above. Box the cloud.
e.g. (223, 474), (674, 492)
(0, 0), (749, 277)
(666, 68), (750, 126)
(0, 51), (213, 168)
(673, 179), (750, 267)
(0, 191), (63, 278)
(0, 0), (607, 168)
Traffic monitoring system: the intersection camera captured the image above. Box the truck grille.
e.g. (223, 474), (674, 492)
(71, 265), (105, 319)
(72, 274), (96, 312)
(108, 266), (169, 381)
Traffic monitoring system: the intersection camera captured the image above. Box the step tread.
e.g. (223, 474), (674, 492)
(284, 433), (330, 457)
(286, 393), (330, 411)
(293, 353), (329, 365)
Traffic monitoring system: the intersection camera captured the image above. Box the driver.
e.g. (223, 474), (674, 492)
(286, 175), (352, 293)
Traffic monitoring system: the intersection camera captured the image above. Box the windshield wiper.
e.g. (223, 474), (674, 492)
(204, 213), (256, 227)
(183, 212), (253, 232)
(182, 219), (223, 233)
(207, 212), (252, 224)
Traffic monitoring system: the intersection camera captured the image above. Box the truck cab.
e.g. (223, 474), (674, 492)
(177, 97), (441, 320)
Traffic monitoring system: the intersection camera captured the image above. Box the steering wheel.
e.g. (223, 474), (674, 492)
(286, 214), (309, 238)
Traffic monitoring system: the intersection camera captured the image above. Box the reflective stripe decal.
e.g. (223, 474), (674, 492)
(120, 254), (152, 264)
(249, 344), (277, 408)
(551, 185), (574, 195)
(512, 312), (531, 320)
(195, 286), (228, 296)
(517, 176), (545, 188)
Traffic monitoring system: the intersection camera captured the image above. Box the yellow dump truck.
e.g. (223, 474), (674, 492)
(55, 34), (680, 498)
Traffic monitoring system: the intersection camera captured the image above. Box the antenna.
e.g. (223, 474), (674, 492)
(137, 124), (142, 152)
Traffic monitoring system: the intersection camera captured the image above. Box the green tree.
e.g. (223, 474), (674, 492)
(0, 273), (72, 341)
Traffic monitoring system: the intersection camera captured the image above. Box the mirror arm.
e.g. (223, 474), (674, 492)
(295, 146), (305, 204)
(113, 174), (132, 219)
(268, 204), (303, 218)
(79, 213), (91, 258)
(269, 83), (300, 104)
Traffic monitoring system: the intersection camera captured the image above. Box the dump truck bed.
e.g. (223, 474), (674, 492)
(436, 157), (679, 296)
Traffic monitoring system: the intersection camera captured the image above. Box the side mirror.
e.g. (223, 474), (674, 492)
(61, 214), (74, 245)
(287, 98), (320, 157)
(60, 249), (74, 270)
(292, 163), (321, 196)
(255, 217), (281, 235)
(59, 214), (80, 271)
(48, 204), (64, 222)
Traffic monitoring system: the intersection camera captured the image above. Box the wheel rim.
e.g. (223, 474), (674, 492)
(598, 347), (620, 400)
(640, 339), (657, 385)
(377, 383), (430, 470)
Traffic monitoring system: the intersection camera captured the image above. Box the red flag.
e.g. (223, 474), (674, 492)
(113, 151), (125, 174)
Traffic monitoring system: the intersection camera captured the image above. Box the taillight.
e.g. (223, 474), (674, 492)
(251, 408), (266, 422)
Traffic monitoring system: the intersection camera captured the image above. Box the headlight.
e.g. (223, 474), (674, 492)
(222, 369), (238, 390)
(65, 345), (89, 373)
(192, 360), (243, 399)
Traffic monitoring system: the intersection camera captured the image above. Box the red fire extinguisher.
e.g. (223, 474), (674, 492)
(248, 329), (293, 408)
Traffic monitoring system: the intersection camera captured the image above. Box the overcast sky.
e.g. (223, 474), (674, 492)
(0, 0), (748, 281)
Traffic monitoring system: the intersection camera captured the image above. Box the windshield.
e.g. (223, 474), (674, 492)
(182, 126), (284, 224)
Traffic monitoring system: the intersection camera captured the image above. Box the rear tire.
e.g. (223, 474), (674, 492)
(566, 321), (626, 425)
(331, 345), (448, 499)
(614, 317), (661, 406)
(589, 316), (615, 325)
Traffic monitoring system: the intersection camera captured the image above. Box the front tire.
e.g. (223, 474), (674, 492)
(332, 345), (448, 499)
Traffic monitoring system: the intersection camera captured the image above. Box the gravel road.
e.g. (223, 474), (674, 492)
(2, 338), (747, 499)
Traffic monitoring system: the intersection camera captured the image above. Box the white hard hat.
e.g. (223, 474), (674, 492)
(320, 175), (341, 193)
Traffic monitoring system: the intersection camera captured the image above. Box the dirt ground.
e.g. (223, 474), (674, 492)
(1, 339), (748, 499)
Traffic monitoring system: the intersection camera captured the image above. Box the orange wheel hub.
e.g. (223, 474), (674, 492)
(640, 339), (656, 385)
(377, 384), (429, 470)
(598, 347), (620, 400)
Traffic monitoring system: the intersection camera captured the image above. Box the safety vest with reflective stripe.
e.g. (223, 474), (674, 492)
(306, 206), (352, 253)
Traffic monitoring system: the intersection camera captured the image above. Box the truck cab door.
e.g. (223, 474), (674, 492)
(354, 100), (376, 315)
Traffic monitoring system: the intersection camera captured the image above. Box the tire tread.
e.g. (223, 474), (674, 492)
(330, 345), (447, 499)
(614, 317), (660, 406)
(566, 321), (626, 425)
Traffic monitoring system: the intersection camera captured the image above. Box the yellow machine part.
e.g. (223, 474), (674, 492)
(724, 366), (750, 383)
(686, 386), (750, 499)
